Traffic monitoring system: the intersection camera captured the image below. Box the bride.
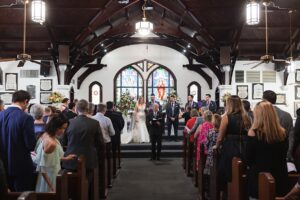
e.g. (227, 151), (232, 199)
(121, 96), (150, 143)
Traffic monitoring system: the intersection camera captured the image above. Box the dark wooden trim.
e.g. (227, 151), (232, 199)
(89, 81), (103, 103)
(69, 86), (75, 103)
(77, 64), (106, 89)
(284, 70), (289, 86)
(187, 81), (201, 102)
(183, 64), (212, 89)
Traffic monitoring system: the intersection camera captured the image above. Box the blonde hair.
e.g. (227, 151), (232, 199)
(251, 101), (286, 143)
(138, 96), (144, 105)
(226, 95), (251, 129)
(203, 110), (213, 122)
(212, 114), (221, 131)
(190, 109), (199, 118)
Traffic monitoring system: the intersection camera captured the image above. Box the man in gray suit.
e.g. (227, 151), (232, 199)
(263, 90), (294, 160)
(62, 99), (104, 199)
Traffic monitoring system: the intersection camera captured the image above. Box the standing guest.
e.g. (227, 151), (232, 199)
(263, 90), (293, 160)
(0, 99), (5, 111)
(30, 104), (46, 139)
(60, 98), (69, 113)
(187, 107), (208, 135)
(293, 108), (300, 171)
(64, 102), (77, 120)
(194, 110), (213, 170)
(87, 102), (96, 117)
(0, 158), (8, 199)
(246, 101), (288, 199)
(204, 94), (217, 113)
(214, 95), (251, 195)
(34, 114), (76, 192)
(147, 93), (161, 112)
(242, 100), (254, 122)
(0, 90), (36, 192)
(185, 94), (198, 110)
(43, 106), (56, 124)
(166, 95), (180, 140)
(148, 103), (164, 160)
(180, 106), (192, 125)
(62, 99), (104, 199)
(105, 101), (124, 170)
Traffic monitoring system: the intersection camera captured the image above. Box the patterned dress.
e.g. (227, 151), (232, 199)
(204, 129), (219, 175)
(196, 121), (213, 169)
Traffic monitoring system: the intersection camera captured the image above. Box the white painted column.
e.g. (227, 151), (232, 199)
(59, 64), (67, 85)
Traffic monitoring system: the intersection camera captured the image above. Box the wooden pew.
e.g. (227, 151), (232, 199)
(192, 141), (198, 187)
(5, 170), (68, 200)
(227, 157), (247, 200)
(99, 143), (108, 199)
(17, 192), (36, 200)
(197, 143), (207, 199)
(66, 155), (88, 200)
(185, 135), (193, 177)
(209, 149), (220, 200)
(182, 132), (187, 170)
(106, 142), (113, 188)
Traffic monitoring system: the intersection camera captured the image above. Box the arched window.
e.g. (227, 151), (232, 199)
(147, 67), (176, 104)
(89, 81), (102, 104)
(114, 67), (143, 102)
(187, 82), (201, 102)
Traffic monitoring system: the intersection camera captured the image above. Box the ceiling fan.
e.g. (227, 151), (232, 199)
(0, 0), (50, 68)
(244, 1), (289, 69)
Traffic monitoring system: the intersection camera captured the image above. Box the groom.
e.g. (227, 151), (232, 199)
(148, 103), (164, 160)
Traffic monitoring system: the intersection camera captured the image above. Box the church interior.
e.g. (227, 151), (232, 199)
(1, 0), (300, 199)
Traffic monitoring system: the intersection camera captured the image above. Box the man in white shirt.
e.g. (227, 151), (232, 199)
(93, 103), (115, 187)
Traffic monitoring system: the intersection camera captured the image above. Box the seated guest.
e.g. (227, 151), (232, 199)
(204, 114), (221, 175)
(246, 100), (288, 199)
(64, 102), (77, 120)
(293, 108), (300, 171)
(30, 104), (46, 139)
(34, 114), (76, 192)
(242, 100), (253, 122)
(194, 110), (213, 170)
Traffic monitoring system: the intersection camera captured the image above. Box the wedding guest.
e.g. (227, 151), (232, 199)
(0, 99), (5, 111)
(0, 90), (36, 192)
(30, 104), (46, 139)
(246, 100), (288, 199)
(187, 107), (208, 135)
(60, 98), (69, 113)
(43, 106), (56, 124)
(0, 158), (8, 198)
(293, 108), (300, 171)
(263, 90), (293, 160)
(180, 106), (192, 125)
(214, 95), (251, 194)
(34, 114), (76, 192)
(64, 102), (77, 120)
(242, 100), (253, 122)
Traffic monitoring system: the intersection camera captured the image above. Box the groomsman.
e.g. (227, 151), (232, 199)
(185, 95), (198, 110)
(148, 103), (164, 160)
(166, 95), (180, 140)
(146, 93), (161, 111)
(204, 94), (217, 113)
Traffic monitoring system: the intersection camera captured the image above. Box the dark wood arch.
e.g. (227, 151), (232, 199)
(146, 65), (177, 102)
(69, 86), (75, 103)
(187, 81), (201, 102)
(89, 81), (103, 103)
(113, 65), (144, 103)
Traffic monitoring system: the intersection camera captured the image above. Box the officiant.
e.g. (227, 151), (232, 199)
(148, 103), (164, 160)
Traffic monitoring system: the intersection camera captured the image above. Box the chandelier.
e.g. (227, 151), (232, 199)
(135, 0), (153, 36)
(246, 0), (260, 25)
(31, 0), (46, 24)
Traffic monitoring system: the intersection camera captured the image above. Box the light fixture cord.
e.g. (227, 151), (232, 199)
(23, 0), (27, 54)
(289, 10), (293, 58)
(265, 4), (268, 55)
(142, 0), (147, 19)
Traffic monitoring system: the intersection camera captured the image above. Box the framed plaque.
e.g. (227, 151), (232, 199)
(236, 85), (248, 99)
(40, 92), (51, 104)
(0, 92), (13, 105)
(296, 69), (300, 83)
(5, 73), (18, 91)
(40, 79), (52, 91)
(295, 101), (300, 117)
(276, 93), (286, 105)
(295, 85), (300, 100)
(252, 83), (264, 100)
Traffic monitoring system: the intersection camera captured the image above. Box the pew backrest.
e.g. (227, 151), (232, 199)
(17, 192), (36, 200)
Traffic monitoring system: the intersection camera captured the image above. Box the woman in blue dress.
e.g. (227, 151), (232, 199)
(34, 114), (76, 192)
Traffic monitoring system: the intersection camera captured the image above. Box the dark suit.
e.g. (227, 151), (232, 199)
(204, 100), (217, 113)
(105, 110), (125, 169)
(146, 100), (161, 112)
(148, 110), (164, 160)
(166, 102), (180, 138)
(0, 107), (36, 191)
(185, 101), (198, 110)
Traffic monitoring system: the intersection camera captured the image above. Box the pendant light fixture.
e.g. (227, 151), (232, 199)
(31, 0), (46, 24)
(287, 10), (295, 73)
(246, 0), (260, 25)
(135, 0), (153, 36)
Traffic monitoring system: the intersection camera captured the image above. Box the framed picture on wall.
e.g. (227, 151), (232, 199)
(236, 85), (248, 99)
(295, 85), (300, 100)
(296, 69), (300, 83)
(26, 85), (36, 99)
(252, 83), (264, 100)
(5, 73), (18, 91)
(276, 93), (286, 105)
(295, 101), (300, 117)
(40, 79), (52, 91)
(40, 92), (51, 104)
(0, 92), (13, 105)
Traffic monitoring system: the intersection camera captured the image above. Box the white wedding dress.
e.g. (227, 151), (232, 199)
(121, 104), (150, 144)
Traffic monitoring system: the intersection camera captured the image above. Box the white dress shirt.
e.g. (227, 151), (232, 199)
(93, 113), (115, 143)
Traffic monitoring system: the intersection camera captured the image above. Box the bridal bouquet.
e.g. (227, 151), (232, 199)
(48, 91), (64, 103)
(116, 90), (136, 116)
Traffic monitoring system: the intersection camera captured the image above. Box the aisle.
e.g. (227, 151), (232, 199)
(108, 158), (198, 200)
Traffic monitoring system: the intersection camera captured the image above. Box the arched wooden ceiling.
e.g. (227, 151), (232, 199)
(0, 0), (300, 71)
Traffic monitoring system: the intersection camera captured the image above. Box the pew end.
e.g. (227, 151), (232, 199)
(227, 157), (246, 200)
(17, 192), (36, 200)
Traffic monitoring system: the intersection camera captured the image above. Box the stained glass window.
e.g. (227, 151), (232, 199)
(89, 82), (102, 104)
(147, 67), (175, 104)
(115, 67), (143, 102)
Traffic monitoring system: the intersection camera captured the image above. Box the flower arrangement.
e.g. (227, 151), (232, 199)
(162, 89), (182, 106)
(116, 90), (136, 116)
(221, 92), (231, 103)
(48, 91), (64, 103)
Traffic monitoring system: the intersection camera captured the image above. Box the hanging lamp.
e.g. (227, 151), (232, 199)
(135, 0), (153, 36)
(246, 0), (260, 25)
(31, 0), (46, 24)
